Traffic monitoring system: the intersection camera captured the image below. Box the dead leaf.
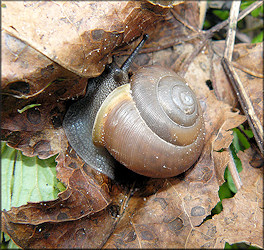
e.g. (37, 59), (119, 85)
(186, 147), (263, 248)
(2, 210), (119, 249)
(1, 77), (87, 158)
(3, 167), (111, 224)
(2, 1), (171, 79)
(2, 165), (133, 249)
(233, 43), (263, 127)
(1, 30), (75, 98)
(211, 41), (263, 111)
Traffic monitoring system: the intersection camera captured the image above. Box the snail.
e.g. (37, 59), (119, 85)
(63, 35), (205, 179)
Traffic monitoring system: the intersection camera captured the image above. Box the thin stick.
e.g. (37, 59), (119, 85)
(223, 2), (244, 191)
(224, 1), (241, 61)
(222, 1), (263, 155)
(177, 1), (263, 75)
(171, 9), (200, 33)
(232, 61), (263, 78)
(222, 58), (263, 154)
(206, 1), (263, 37)
(118, 1), (263, 57)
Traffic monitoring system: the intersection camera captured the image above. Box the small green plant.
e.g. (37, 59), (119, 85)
(1, 142), (64, 249)
(204, 1), (263, 43)
(207, 125), (253, 216)
(225, 242), (261, 249)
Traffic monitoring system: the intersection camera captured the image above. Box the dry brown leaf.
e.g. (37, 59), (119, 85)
(2, 209), (120, 248)
(1, 77), (87, 158)
(103, 146), (263, 248)
(3, 167), (111, 224)
(211, 41), (263, 110)
(2, 164), (133, 248)
(233, 43), (263, 127)
(211, 41), (238, 107)
(2, 1), (171, 79)
(187, 147), (263, 248)
(2, 30), (75, 98)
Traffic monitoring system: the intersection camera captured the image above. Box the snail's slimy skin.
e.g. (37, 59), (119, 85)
(62, 62), (125, 179)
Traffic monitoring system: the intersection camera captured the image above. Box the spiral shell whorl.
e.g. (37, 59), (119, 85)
(130, 66), (203, 146)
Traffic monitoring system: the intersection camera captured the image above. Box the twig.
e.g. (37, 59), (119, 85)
(199, 1), (208, 30)
(118, 1), (263, 58)
(222, 58), (263, 155)
(232, 61), (263, 78)
(221, 2), (243, 192)
(224, 1), (241, 61)
(205, 1), (263, 38)
(237, 125), (263, 161)
(221, 1), (263, 155)
(178, 1), (263, 75)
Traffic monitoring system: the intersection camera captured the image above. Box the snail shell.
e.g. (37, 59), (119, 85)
(92, 66), (205, 178)
(63, 35), (205, 179)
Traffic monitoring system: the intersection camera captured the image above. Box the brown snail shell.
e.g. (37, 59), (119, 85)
(92, 66), (205, 178)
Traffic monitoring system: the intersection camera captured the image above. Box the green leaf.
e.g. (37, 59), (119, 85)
(225, 242), (261, 249)
(11, 153), (59, 208)
(1, 142), (60, 210)
(225, 242), (234, 249)
(212, 10), (230, 20)
(211, 182), (235, 216)
(232, 126), (253, 152)
(240, 1), (255, 10)
(241, 0), (263, 17)
(219, 182), (234, 200)
(210, 181), (236, 217)
(251, 4), (263, 17)
(1, 143), (63, 249)
(224, 144), (243, 193)
(232, 129), (241, 153)
(226, 172), (237, 193)
(211, 201), (223, 215)
(1, 235), (20, 249)
(242, 126), (254, 138)
(232, 128), (249, 152)
(252, 31), (263, 43)
(57, 181), (67, 192)
(203, 19), (211, 29)
(1, 142), (16, 211)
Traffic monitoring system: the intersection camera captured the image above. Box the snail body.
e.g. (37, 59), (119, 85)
(63, 36), (205, 179)
(62, 61), (126, 179)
